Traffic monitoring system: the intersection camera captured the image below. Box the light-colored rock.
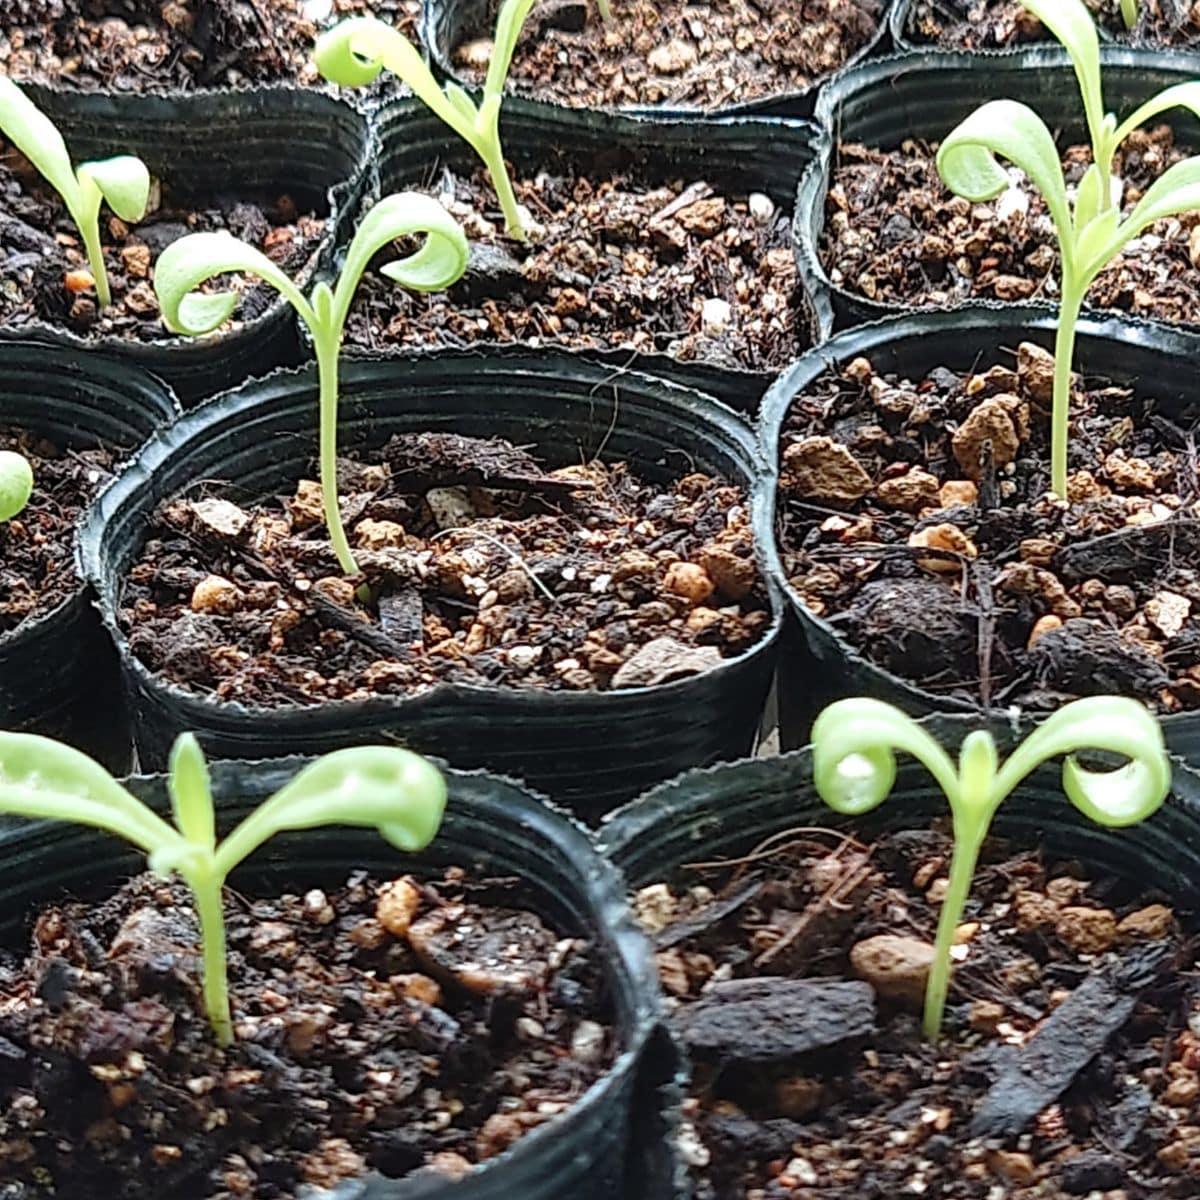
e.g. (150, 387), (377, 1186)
(849, 934), (936, 1005)
(952, 396), (1021, 479)
(877, 467), (940, 512)
(781, 436), (871, 504)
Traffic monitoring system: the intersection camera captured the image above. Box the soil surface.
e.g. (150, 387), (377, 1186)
(775, 345), (1200, 714)
(636, 823), (1197, 1198)
(453, 0), (882, 110)
(905, 0), (1200, 50)
(0, 133), (324, 341)
(0, 0), (421, 90)
(0, 867), (613, 1197)
(824, 125), (1200, 325)
(120, 432), (770, 705)
(347, 163), (804, 372)
(0, 430), (115, 635)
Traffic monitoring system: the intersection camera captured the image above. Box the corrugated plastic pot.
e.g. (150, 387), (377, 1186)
(598, 724), (1200, 1197)
(0, 336), (177, 770)
(757, 304), (1200, 758)
(364, 95), (830, 414)
(799, 48), (1200, 333)
(0, 754), (663, 1199)
(422, 0), (897, 118)
(6, 83), (372, 406)
(81, 350), (782, 820)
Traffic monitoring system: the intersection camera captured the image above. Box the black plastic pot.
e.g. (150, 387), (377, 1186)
(0, 754), (662, 1199)
(422, 0), (896, 118)
(0, 336), (177, 770)
(800, 48), (1200, 333)
(80, 350), (782, 820)
(757, 303), (1200, 758)
(363, 95), (830, 414)
(598, 721), (1200, 1198)
(890, 0), (1200, 53)
(7, 83), (372, 406)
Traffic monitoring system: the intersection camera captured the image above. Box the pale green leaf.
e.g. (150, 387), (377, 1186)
(77, 155), (151, 223)
(938, 100), (1074, 267)
(486, 0), (537, 99)
(0, 76), (79, 207)
(1115, 81), (1200, 147)
(1120, 0), (1138, 27)
(0, 731), (180, 855)
(1073, 163), (1107, 233)
(168, 734), (216, 850)
(214, 747), (447, 876)
(1017, 0), (1105, 148)
(153, 230), (313, 336)
(811, 698), (960, 815)
(0, 450), (33, 523)
(994, 696), (1170, 824)
(444, 81), (480, 127)
(1075, 205), (1120, 273)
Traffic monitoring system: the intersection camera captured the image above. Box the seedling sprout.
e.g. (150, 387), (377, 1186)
(0, 77), (149, 308)
(314, 0), (535, 240)
(0, 730), (447, 1045)
(0, 451), (33, 523)
(936, 0), (1200, 499)
(812, 695), (1170, 1039)
(153, 192), (469, 578)
(1120, 0), (1139, 29)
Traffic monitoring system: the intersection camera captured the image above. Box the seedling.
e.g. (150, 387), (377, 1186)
(812, 695), (1170, 1039)
(936, 0), (1200, 499)
(0, 730), (446, 1045)
(597, 0), (613, 20)
(0, 77), (149, 308)
(1120, 0), (1138, 29)
(153, 192), (469, 578)
(0, 451), (33, 523)
(314, 0), (535, 240)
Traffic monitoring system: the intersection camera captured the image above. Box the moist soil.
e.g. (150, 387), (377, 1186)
(120, 432), (770, 705)
(0, 429), (115, 636)
(0, 867), (614, 1197)
(0, 133), (324, 342)
(823, 124), (1200, 325)
(635, 823), (1198, 1198)
(0, 0), (421, 91)
(775, 344), (1200, 715)
(346, 163), (804, 373)
(452, 0), (882, 111)
(904, 0), (1200, 50)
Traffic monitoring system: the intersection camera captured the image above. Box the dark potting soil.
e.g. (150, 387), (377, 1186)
(0, 135), (324, 341)
(346, 163), (804, 372)
(637, 824), (1196, 1198)
(0, 429), (115, 636)
(774, 344), (1200, 715)
(121, 432), (770, 705)
(0, 868), (613, 1197)
(904, 0), (1200, 50)
(0, 0), (421, 91)
(823, 125), (1200, 324)
(452, 0), (882, 110)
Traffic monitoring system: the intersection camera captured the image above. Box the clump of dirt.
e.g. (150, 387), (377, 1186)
(775, 345), (1200, 713)
(121, 432), (771, 705)
(452, 0), (882, 110)
(346, 162), (804, 373)
(0, 428), (116, 635)
(0, 0), (421, 90)
(0, 134), (323, 341)
(0, 867), (614, 1197)
(905, 0), (1200, 50)
(823, 124), (1200, 325)
(637, 824), (1195, 1198)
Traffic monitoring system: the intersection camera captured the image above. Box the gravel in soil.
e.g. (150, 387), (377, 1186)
(905, 0), (1200, 50)
(0, 429), (115, 636)
(775, 344), (1200, 714)
(121, 432), (770, 705)
(347, 163), (804, 372)
(452, 0), (882, 111)
(0, 867), (613, 1197)
(636, 824), (1196, 1198)
(0, 0), (421, 90)
(824, 124), (1200, 324)
(0, 134), (324, 341)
